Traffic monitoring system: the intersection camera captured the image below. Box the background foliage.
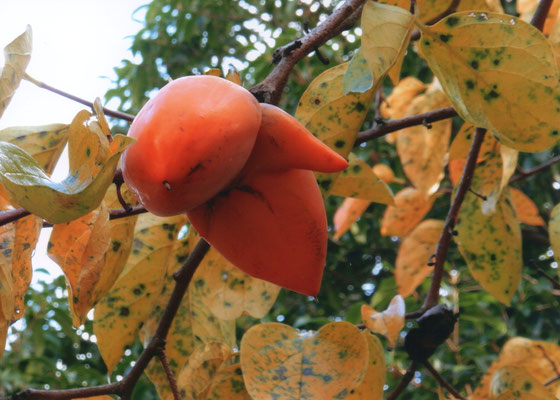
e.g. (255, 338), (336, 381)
(1, 0), (560, 399)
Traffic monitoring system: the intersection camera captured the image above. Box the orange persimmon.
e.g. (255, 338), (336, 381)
(122, 75), (262, 216)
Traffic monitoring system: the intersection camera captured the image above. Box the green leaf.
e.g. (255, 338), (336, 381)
(419, 12), (560, 152)
(0, 112), (134, 224)
(343, 48), (373, 94)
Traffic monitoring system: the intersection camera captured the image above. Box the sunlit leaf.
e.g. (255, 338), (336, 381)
(333, 198), (371, 240)
(419, 12), (560, 152)
(418, 0), (503, 23)
(0, 111), (134, 224)
(0, 26), (32, 119)
(372, 164), (399, 184)
(346, 331), (386, 400)
(192, 246), (281, 320)
(330, 155), (394, 204)
(176, 341), (233, 399)
(361, 295), (405, 347)
(510, 187), (545, 226)
(395, 219), (444, 298)
(549, 202), (560, 280)
(140, 234), (236, 400)
(225, 68), (243, 85)
(380, 77), (426, 120)
(448, 123), (496, 163)
(205, 363), (252, 400)
(397, 81), (451, 195)
(240, 321), (368, 400)
(358, 2), (414, 92)
(455, 188), (521, 305)
(93, 214), (186, 374)
(295, 63), (376, 196)
(490, 366), (557, 399)
(0, 124), (69, 174)
(380, 187), (436, 237)
(472, 337), (560, 399)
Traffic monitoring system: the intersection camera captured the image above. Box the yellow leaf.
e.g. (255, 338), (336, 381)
(0, 26), (32, 119)
(455, 188), (521, 305)
(205, 363), (252, 400)
(448, 123), (496, 163)
(419, 12), (560, 152)
(510, 187), (544, 226)
(395, 219), (444, 298)
(346, 331), (386, 400)
(490, 366), (557, 399)
(240, 321), (368, 400)
(358, 2), (414, 89)
(372, 164), (398, 184)
(177, 342), (233, 399)
(381, 77), (426, 120)
(418, 0), (503, 23)
(0, 258), (14, 323)
(333, 198), (371, 240)
(49, 204), (111, 327)
(397, 82), (451, 195)
(0, 111), (134, 224)
(0, 124), (69, 175)
(192, 247), (281, 320)
(93, 214), (186, 374)
(380, 187), (436, 237)
(295, 63), (376, 196)
(225, 68), (243, 85)
(330, 155), (394, 204)
(549, 203), (560, 280)
(473, 337), (560, 399)
(140, 234), (236, 400)
(92, 98), (112, 137)
(0, 319), (6, 360)
(204, 68), (222, 77)
(361, 295), (405, 347)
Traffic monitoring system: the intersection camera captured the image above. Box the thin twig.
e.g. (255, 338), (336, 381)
(423, 360), (466, 400)
(530, 262), (560, 290)
(387, 361), (418, 400)
(509, 155), (560, 184)
(249, 0), (366, 105)
(407, 128), (487, 319)
(354, 106), (458, 145)
(544, 374), (560, 386)
(0, 208), (31, 226)
(24, 74), (135, 122)
(157, 348), (182, 400)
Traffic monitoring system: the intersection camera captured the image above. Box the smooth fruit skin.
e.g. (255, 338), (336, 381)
(241, 103), (349, 175)
(122, 75), (262, 216)
(187, 169), (327, 296)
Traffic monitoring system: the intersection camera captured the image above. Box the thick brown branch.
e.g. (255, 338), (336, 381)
(354, 106), (458, 145)
(407, 128), (487, 319)
(24, 74), (135, 122)
(423, 360), (466, 400)
(0, 208), (31, 225)
(531, 0), (554, 30)
(387, 361), (418, 400)
(249, 0), (366, 105)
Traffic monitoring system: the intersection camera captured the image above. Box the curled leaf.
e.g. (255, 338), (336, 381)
(361, 295), (405, 347)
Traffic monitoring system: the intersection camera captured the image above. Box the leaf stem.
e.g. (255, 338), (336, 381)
(509, 154), (560, 184)
(23, 73), (135, 122)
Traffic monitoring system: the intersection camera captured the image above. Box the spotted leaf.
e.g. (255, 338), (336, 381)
(330, 155), (394, 204)
(472, 337), (560, 399)
(93, 214), (186, 374)
(397, 81), (452, 195)
(0, 26), (32, 119)
(296, 63), (376, 196)
(361, 295), (405, 347)
(490, 366), (557, 399)
(192, 246), (281, 321)
(455, 188), (521, 305)
(346, 331), (386, 400)
(395, 220), (444, 298)
(380, 187), (436, 237)
(0, 111), (134, 224)
(419, 12), (560, 152)
(240, 321), (368, 400)
(205, 363), (252, 400)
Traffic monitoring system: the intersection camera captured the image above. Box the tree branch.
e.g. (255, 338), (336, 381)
(407, 128), (487, 319)
(249, 0), (366, 105)
(24, 74), (135, 122)
(157, 348), (181, 400)
(423, 360), (466, 400)
(354, 106), (458, 145)
(387, 361), (418, 400)
(5, 238), (210, 400)
(509, 154), (560, 184)
(531, 0), (554, 31)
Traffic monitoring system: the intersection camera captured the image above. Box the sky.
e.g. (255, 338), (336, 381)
(0, 0), (148, 283)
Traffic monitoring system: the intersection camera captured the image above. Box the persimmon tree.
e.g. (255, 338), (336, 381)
(1, 0), (560, 399)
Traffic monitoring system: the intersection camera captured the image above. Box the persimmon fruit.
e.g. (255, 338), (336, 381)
(122, 75), (261, 216)
(122, 74), (349, 296)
